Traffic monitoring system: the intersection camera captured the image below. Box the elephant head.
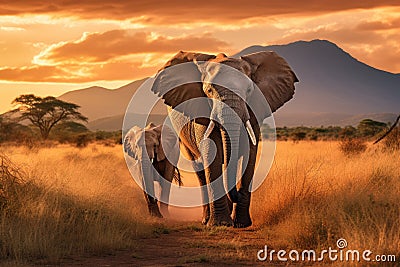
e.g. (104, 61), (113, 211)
(124, 123), (177, 162)
(124, 123), (180, 217)
(152, 51), (298, 203)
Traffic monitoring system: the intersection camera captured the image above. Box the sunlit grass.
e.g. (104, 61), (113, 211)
(1, 141), (398, 265)
(252, 141), (400, 261)
(0, 144), (156, 265)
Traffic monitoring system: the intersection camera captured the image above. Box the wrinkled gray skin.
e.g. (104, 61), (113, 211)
(124, 123), (181, 218)
(153, 51), (298, 227)
(167, 62), (259, 227)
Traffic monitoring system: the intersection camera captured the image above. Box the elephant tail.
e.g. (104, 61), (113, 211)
(173, 166), (183, 186)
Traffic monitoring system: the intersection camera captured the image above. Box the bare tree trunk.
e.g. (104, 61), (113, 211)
(373, 114), (400, 144)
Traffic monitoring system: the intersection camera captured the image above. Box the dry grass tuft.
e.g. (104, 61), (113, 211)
(383, 127), (400, 151)
(1, 141), (399, 265)
(339, 138), (367, 156)
(0, 144), (156, 265)
(252, 141), (400, 259)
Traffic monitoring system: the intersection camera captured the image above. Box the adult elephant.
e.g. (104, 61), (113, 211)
(124, 123), (182, 218)
(151, 51), (298, 227)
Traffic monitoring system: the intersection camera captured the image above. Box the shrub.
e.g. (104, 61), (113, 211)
(0, 154), (24, 211)
(357, 119), (387, 138)
(339, 138), (367, 156)
(290, 131), (307, 142)
(383, 126), (400, 151)
(0, 149), (151, 264)
(75, 133), (92, 148)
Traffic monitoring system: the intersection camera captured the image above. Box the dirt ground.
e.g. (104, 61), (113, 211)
(59, 224), (267, 266)
(44, 207), (277, 267)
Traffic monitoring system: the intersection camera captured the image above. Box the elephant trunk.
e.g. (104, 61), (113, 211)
(219, 96), (248, 203)
(141, 154), (156, 202)
(204, 93), (257, 203)
(220, 122), (240, 203)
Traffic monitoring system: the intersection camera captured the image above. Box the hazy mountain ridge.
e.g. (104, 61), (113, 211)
(59, 39), (400, 130)
(273, 112), (398, 127)
(59, 79), (147, 121)
(88, 113), (166, 131)
(234, 40), (399, 115)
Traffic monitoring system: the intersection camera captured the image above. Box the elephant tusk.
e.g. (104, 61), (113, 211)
(150, 158), (154, 164)
(203, 120), (215, 140)
(245, 120), (257, 146)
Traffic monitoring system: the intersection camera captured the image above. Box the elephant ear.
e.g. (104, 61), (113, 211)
(124, 126), (142, 159)
(154, 125), (179, 163)
(241, 51), (299, 122)
(151, 51), (216, 121)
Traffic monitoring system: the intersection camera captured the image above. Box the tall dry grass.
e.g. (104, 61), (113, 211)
(1, 140), (399, 265)
(0, 144), (157, 265)
(252, 141), (400, 260)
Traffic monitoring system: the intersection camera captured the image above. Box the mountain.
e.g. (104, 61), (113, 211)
(87, 113), (167, 131)
(59, 40), (400, 130)
(234, 40), (400, 115)
(59, 78), (166, 121)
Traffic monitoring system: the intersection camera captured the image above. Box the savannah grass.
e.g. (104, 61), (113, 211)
(252, 141), (400, 262)
(0, 144), (156, 265)
(339, 138), (367, 156)
(0, 141), (398, 265)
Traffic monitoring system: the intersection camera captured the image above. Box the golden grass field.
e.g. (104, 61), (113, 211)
(1, 141), (399, 266)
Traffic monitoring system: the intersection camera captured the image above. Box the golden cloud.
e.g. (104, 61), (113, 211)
(34, 30), (229, 64)
(356, 17), (400, 31)
(274, 20), (400, 73)
(0, 30), (230, 82)
(0, 65), (70, 82)
(0, 61), (157, 83)
(1, 1), (400, 23)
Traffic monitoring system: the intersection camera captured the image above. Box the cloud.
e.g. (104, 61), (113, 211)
(278, 25), (383, 46)
(356, 17), (400, 31)
(34, 30), (229, 64)
(0, 65), (69, 82)
(1, 1), (400, 23)
(0, 61), (158, 83)
(349, 32), (400, 73)
(273, 19), (400, 73)
(1, 3), (400, 83)
(0, 26), (25, 31)
(0, 29), (230, 82)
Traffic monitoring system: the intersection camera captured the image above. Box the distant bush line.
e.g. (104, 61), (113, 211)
(262, 118), (394, 142)
(0, 119), (122, 147)
(1, 117), (399, 149)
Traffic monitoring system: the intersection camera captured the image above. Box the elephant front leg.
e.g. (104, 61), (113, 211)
(141, 159), (162, 218)
(159, 175), (172, 218)
(158, 160), (175, 218)
(159, 183), (170, 218)
(144, 192), (163, 218)
(233, 144), (257, 228)
(195, 169), (210, 225)
(201, 139), (233, 227)
(233, 189), (252, 228)
(206, 174), (233, 227)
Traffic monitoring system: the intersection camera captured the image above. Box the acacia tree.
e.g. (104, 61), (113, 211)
(11, 94), (88, 140)
(357, 119), (387, 137)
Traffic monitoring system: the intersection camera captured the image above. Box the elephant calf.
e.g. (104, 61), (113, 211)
(124, 123), (181, 218)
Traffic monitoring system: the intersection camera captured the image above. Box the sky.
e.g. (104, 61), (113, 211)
(0, 1), (399, 113)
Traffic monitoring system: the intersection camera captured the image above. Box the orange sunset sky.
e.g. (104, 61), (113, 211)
(0, 1), (399, 113)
